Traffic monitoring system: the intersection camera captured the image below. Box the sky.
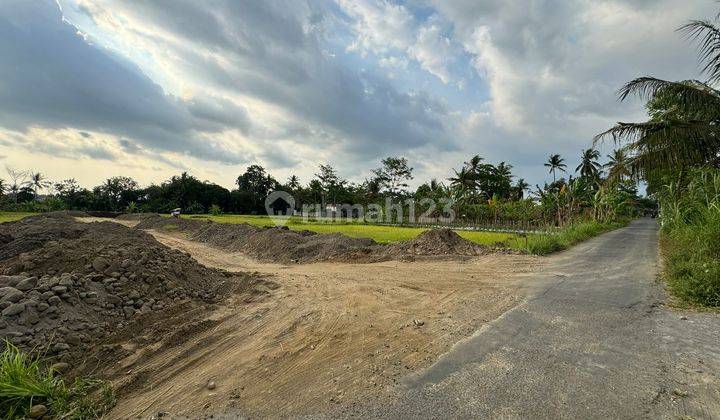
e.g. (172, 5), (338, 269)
(0, 0), (717, 191)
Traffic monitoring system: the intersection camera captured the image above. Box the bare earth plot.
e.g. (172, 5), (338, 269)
(75, 217), (544, 418)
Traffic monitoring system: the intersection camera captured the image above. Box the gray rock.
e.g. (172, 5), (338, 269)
(123, 306), (135, 317)
(0, 286), (23, 300)
(51, 286), (68, 294)
(47, 296), (61, 305)
(92, 257), (109, 272)
(2, 303), (25, 317)
(58, 277), (73, 287)
(15, 277), (38, 291)
(0, 275), (23, 287)
(37, 302), (49, 312)
(26, 311), (40, 325)
(52, 343), (70, 352)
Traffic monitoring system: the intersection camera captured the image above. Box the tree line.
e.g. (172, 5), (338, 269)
(0, 148), (645, 226)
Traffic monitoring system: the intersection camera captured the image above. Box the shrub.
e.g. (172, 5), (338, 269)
(525, 219), (628, 255)
(209, 204), (222, 216)
(658, 170), (720, 306)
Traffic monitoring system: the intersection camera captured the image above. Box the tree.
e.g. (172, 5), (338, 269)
(6, 167), (27, 204)
(576, 148), (602, 179)
(315, 164), (346, 206)
(544, 154), (567, 183)
(372, 156), (414, 197)
(448, 167), (476, 199)
(604, 149), (631, 182)
(512, 178), (530, 200)
(464, 155), (484, 173)
(28, 172), (50, 198)
(96, 176), (139, 211)
(286, 175), (301, 191)
(236, 165), (279, 213)
(595, 14), (720, 178)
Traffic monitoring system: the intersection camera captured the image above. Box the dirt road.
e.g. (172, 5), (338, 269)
(346, 218), (720, 419)
(87, 224), (544, 418)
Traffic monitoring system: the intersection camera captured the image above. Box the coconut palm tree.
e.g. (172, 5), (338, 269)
(448, 167), (476, 199)
(513, 178), (530, 200)
(544, 154), (567, 182)
(28, 172), (49, 198)
(604, 149), (631, 182)
(595, 15), (720, 176)
(576, 148), (602, 179)
(464, 155), (484, 173)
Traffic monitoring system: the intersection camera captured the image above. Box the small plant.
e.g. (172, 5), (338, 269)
(0, 341), (115, 419)
(126, 201), (137, 213)
(209, 204), (222, 216)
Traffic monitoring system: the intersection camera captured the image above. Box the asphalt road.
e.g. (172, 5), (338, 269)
(341, 218), (720, 419)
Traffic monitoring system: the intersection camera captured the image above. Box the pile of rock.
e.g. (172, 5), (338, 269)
(0, 216), (251, 361)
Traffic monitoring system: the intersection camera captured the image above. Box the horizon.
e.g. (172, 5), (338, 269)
(0, 0), (715, 191)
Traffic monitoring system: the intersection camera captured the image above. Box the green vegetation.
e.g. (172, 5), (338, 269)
(658, 170), (720, 307)
(596, 11), (720, 307)
(524, 219), (629, 255)
(0, 342), (115, 419)
(0, 212), (36, 223)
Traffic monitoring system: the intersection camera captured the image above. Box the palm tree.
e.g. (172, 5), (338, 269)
(464, 155), (484, 173)
(544, 154), (567, 182)
(513, 178), (530, 200)
(595, 15), (720, 176)
(28, 172), (49, 198)
(604, 149), (631, 182)
(286, 175), (300, 191)
(448, 167), (476, 198)
(576, 149), (602, 179)
(496, 162), (514, 179)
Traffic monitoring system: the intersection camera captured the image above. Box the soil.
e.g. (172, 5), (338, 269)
(0, 214), (269, 371)
(122, 214), (493, 264)
(78, 217), (544, 418)
(0, 213), (542, 418)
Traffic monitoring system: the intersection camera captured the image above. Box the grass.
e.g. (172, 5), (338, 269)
(523, 219), (630, 255)
(0, 342), (115, 419)
(0, 212), (36, 223)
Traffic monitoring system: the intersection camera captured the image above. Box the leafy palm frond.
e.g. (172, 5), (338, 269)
(678, 19), (720, 84)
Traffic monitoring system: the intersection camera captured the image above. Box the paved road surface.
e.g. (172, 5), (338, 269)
(341, 218), (719, 419)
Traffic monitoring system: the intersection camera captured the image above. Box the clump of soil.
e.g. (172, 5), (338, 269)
(0, 214), (268, 368)
(390, 228), (488, 256)
(127, 214), (491, 263)
(132, 215), (376, 263)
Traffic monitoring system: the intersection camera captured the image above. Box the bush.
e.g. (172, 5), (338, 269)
(0, 342), (115, 419)
(658, 169), (720, 307)
(184, 202), (205, 214)
(209, 204), (222, 216)
(525, 219), (628, 255)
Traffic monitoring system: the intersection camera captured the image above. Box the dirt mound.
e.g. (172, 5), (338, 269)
(127, 214), (496, 263)
(0, 214), (90, 260)
(134, 215), (377, 263)
(0, 214), (267, 368)
(392, 228), (488, 256)
(116, 212), (160, 222)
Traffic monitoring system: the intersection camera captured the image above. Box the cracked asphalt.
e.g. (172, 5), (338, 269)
(337, 218), (720, 419)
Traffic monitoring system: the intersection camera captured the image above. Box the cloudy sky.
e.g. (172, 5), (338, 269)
(0, 0), (716, 190)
